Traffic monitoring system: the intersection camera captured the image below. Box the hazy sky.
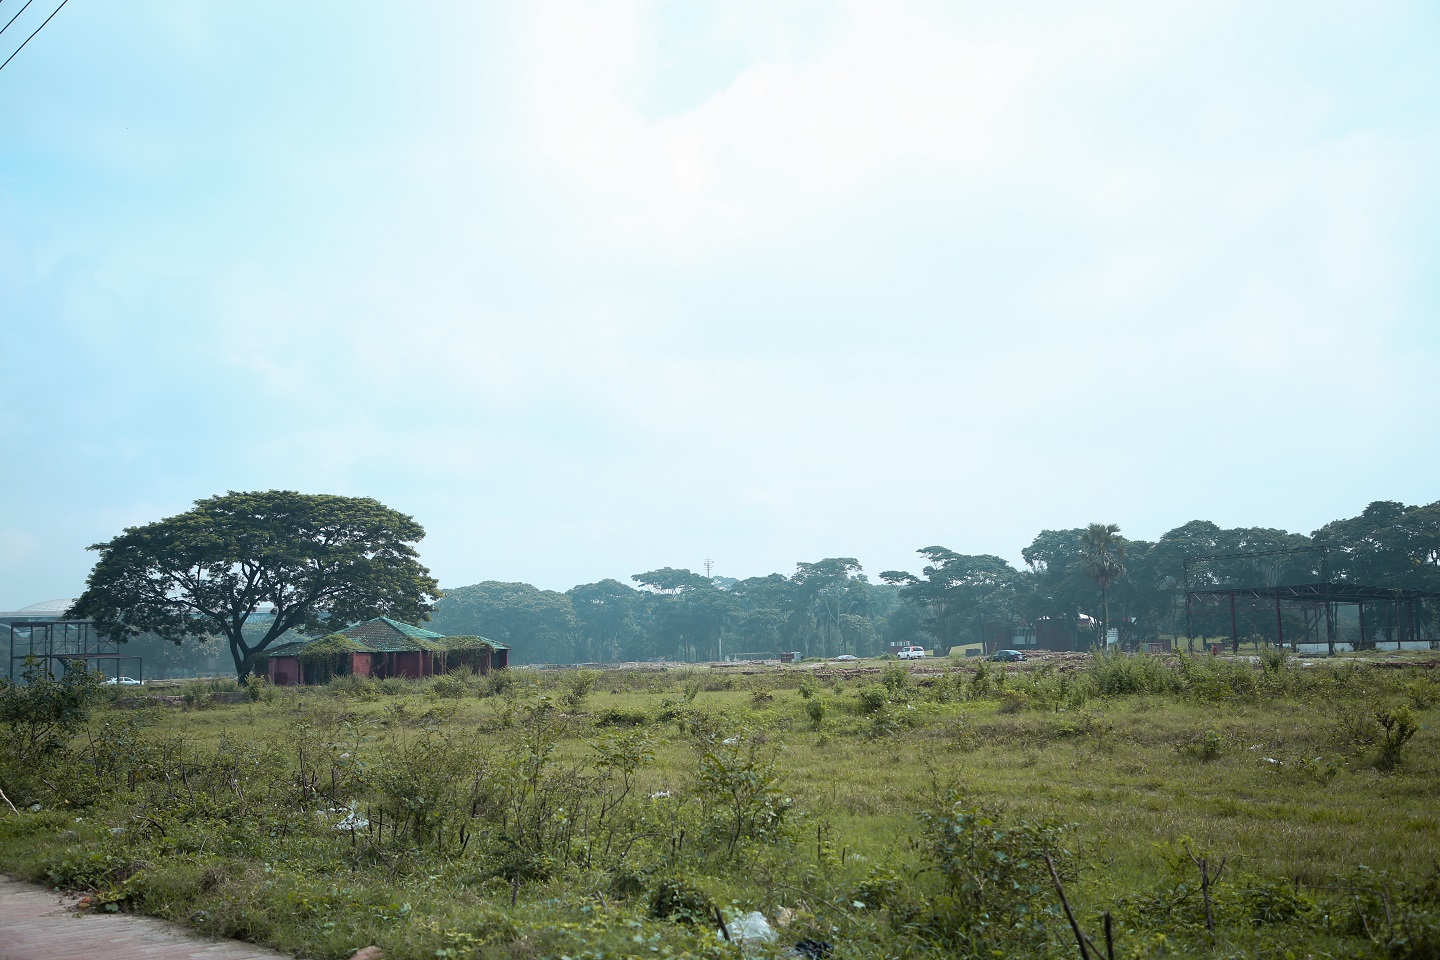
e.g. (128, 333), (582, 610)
(3, 1), (1438, 609)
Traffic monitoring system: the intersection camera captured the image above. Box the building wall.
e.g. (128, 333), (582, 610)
(390, 651), (431, 679)
(269, 656), (301, 686)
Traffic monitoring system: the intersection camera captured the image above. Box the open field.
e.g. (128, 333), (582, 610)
(2, 651), (1438, 959)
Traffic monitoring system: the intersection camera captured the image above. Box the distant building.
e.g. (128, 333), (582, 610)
(264, 617), (508, 686)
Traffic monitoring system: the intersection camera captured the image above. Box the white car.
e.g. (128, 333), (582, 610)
(896, 646), (926, 660)
(833, 654), (860, 662)
(104, 676), (143, 686)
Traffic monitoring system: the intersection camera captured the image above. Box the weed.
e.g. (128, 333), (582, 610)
(1177, 728), (1227, 762)
(1408, 678), (1440, 711)
(998, 690), (1028, 714)
(1093, 652), (1181, 696)
(647, 877), (715, 925)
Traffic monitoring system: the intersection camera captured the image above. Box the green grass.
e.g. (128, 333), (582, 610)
(3, 654), (1439, 959)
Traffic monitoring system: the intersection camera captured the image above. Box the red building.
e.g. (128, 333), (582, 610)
(265, 617), (509, 687)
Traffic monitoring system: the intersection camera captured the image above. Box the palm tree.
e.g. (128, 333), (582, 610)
(1080, 523), (1127, 649)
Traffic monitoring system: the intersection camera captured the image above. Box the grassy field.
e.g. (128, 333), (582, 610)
(1, 651), (1437, 959)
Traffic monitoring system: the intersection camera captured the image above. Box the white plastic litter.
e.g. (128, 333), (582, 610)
(724, 911), (776, 945)
(334, 802), (370, 831)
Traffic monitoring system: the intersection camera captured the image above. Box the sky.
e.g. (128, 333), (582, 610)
(3, 1), (1439, 610)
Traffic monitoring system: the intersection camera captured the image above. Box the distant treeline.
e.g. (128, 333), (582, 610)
(427, 500), (1440, 665)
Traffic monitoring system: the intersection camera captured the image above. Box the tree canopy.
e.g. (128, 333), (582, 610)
(68, 490), (440, 681)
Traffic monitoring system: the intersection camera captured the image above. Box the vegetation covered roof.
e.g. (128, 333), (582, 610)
(263, 618), (452, 657)
(433, 634), (510, 652)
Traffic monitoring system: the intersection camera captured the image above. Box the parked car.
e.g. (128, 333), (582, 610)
(104, 676), (143, 685)
(988, 650), (1027, 663)
(833, 654), (860, 662)
(896, 646), (926, 660)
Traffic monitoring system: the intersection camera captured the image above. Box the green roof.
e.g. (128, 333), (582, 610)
(339, 617), (447, 643)
(261, 619), (512, 661)
(263, 618), (451, 657)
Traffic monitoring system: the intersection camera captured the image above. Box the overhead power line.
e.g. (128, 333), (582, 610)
(1, 0), (38, 39)
(0, 0), (69, 75)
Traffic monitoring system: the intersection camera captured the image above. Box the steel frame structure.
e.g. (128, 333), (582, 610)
(6, 619), (144, 682)
(1184, 583), (1440, 656)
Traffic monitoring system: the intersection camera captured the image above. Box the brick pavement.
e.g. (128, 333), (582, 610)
(0, 875), (292, 960)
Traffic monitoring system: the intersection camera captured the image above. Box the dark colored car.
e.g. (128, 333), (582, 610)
(988, 649), (1027, 662)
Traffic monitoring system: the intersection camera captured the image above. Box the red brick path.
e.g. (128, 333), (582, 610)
(0, 876), (291, 960)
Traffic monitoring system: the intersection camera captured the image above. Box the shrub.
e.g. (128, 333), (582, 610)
(561, 669), (599, 709)
(1232, 876), (1317, 925)
(479, 669), (516, 697)
(1260, 645), (1289, 675)
(882, 662), (910, 696)
(0, 658), (105, 766)
(969, 660), (998, 699)
(326, 673), (377, 698)
(853, 866), (907, 913)
(857, 685), (888, 714)
(427, 673), (468, 699)
(1090, 652), (1180, 696)
(1408, 679), (1440, 711)
(1178, 728), (1227, 762)
(1182, 656), (1259, 702)
(595, 707), (650, 727)
(1374, 705), (1420, 771)
(804, 696), (827, 731)
(867, 707), (902, 740)
(647, 877), (715, 926)
(693, 734), (792, 856)
(925, 672), (958, 704)
(917, 795), (1073, 953)
(998, 690), (1028, 714)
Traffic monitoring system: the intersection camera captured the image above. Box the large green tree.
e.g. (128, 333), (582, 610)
(631, 568), (734, 661)
(567, 579), (645, 662)
(882, 548), (1022, 655)
(68, 491), (440, 681)
(791, 558), (868, 657)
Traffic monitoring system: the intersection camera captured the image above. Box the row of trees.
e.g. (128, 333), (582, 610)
(430, 501), (1440, 664)
(68, 492), (1440, 678)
